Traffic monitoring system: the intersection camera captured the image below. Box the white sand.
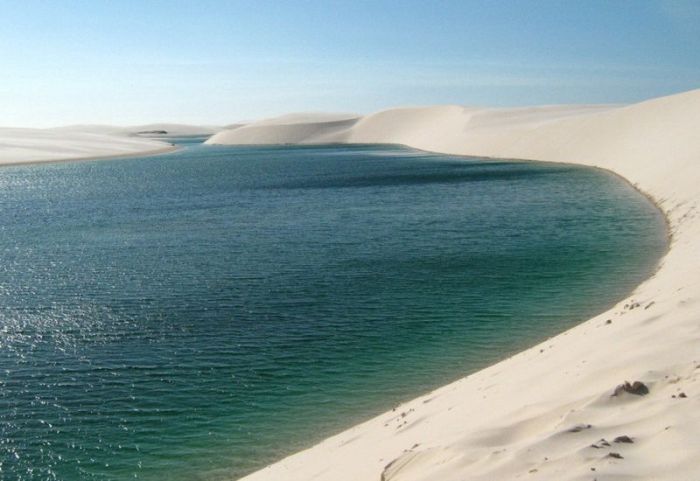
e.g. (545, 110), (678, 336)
(49, 123), (221, 137)
(0, 122), (224, 166)
(0, 127), (174, 165)
(208, 112), (359, 145)
(208, 89), (700, 480)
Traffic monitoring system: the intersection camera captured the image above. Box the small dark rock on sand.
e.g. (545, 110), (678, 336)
(591, 439), (611, 449)
(567, 424), (592, 433)
(606, 452), (624, 459)
(137, 130), (168, 135)
(614, 435), (634, 444)
(612, 381), (649, 396)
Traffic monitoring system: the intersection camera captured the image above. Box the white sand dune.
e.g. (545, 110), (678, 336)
(208, 89), (700, 481)
(123, 123), (221, 137)
(0, 127), (174, 165)
(50, 123), (221, 137)
(206, 112), (359, 145)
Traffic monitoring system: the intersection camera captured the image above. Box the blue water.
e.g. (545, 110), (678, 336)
(0, 140), (666, 480)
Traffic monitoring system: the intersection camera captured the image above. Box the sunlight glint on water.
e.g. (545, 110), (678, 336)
(0, 140), (666, 480)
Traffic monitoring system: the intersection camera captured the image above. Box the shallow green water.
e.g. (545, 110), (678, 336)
(0, 141), (666, 480)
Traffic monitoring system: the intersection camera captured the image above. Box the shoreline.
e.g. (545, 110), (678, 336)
(0, 143), (179, 168)
(227, 145), (671, 481)
(0, 124), (210, 168)
(221, 89), (700, 480)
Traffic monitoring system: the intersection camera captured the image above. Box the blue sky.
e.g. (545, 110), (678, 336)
(1, 0), (699, 126)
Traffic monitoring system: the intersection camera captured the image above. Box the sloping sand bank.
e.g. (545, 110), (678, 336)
(0, 121), (224, 166)
(209, 89), (700, 480)
(0, 127), (174, 165)
(49, 123), (221, 138)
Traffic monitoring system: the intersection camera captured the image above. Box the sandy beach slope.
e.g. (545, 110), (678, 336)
(0, 127), (170, 165)
(207, 113), (359, 145)
(0, 123), (221, 166)
(208, 89), (700, 480)
(49, 123), (222, 137)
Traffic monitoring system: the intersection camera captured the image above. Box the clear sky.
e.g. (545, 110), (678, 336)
(1, 0), (699, 127)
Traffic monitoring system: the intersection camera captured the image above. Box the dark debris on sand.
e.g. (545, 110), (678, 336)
(612, 381), (649, 396)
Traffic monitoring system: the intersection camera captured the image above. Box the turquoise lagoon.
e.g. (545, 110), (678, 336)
(0, 140), (666, 480)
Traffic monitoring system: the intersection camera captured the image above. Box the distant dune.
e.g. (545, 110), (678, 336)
(206, 104), (612, 148)
(211, 89), (700, 481)
(0, 127), (172, 165)
(124, 123), (221, 137)
(207, 113), (359, 145)
(51, 123), (221, 137)
(0, 123), (222, 165)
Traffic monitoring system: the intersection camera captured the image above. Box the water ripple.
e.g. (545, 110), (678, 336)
(0, 142), (666, 481)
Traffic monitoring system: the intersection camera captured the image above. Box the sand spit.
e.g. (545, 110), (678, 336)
(0, 122), (225, 166)
(208, 89), (700, 481)
(0, 127), (176, 166)
(49, 123), (222, 137)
